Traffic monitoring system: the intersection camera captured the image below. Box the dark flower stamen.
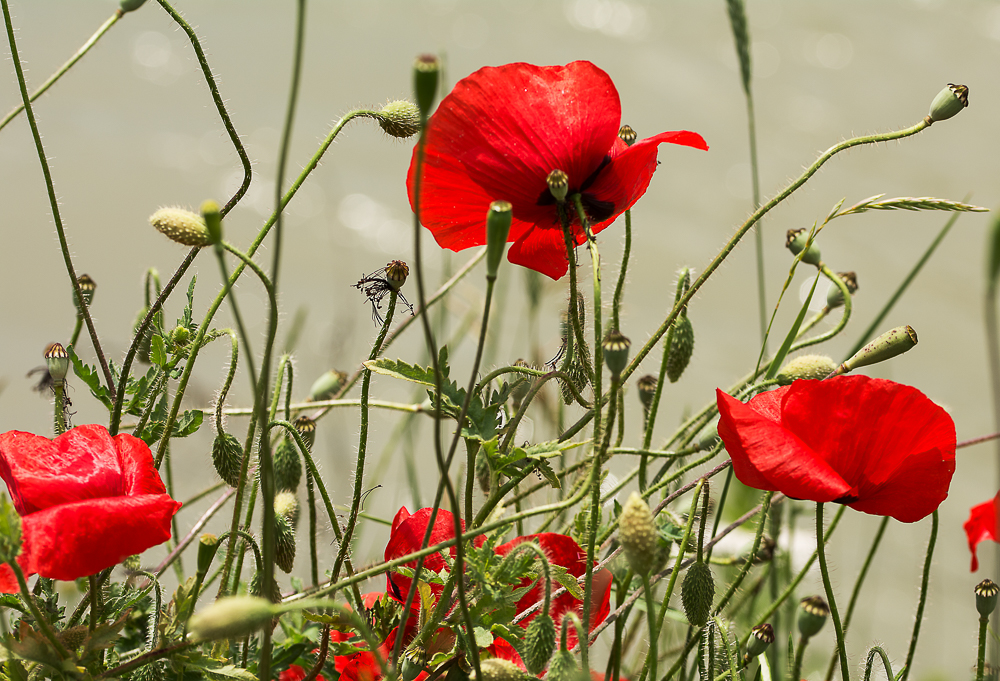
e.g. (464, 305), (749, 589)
(353, 263), (415, 325)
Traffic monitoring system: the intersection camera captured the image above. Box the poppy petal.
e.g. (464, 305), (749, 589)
(506, 225), (583, 280)
(964, 492), (1000, 572)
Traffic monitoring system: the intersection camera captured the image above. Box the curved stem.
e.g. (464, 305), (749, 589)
(816, 503), (850, 681)
(901, 510), (938, 681)
(214, 248), (258, 391)
(612, 209), (631, 331)
(791, 636), (808, 681)
(6, 560), (71, 661)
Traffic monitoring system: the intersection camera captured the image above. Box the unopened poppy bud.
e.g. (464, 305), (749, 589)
(273, 510), (296, 573)
(197, 533), (219, 577)
(293, 415), (316, 450)
(797, 595), (829, 638)
(273, 436), (302, 492)
(275, 489), (300, 528)
(786, 228), (822, 266)
(681, 560), (715, 626)
(188, 596), (278, 641)
(666, 315), (695, 383)
(170, 326), (190, 348)
(776, 354), (838, 386)
(602, 331), (631, 377)
(618, 125), (637, 147)
(637, 374), (657, 414)
(385, 260), (409, 292)
(476, 658), (525, 681)
(698, 420), (721, 451)
(309, 369), (347, 401)
(486, 200), (513, 281)
(547, 169), (569, 203)
(413, 54), (441, 120)
(976, 579), (999, 618)
(522, 613), (557, 675)
(201, 200), (222, 247)
(250, 570), (281, 602)
(212, 433), (244, 487)
(120, 0), (147, 11)
(744, 623), (774, 661)
(928, 83), (969, 123)
(619, 492), (658, 576)
(149, 207), (211, 247)
(835, 325), (918, 376)
(545, 650), (580, 681)
(0, 494), (22, 565)
(73, 274), (96, 316)
(44, 343), (69, 383)
(825, 271), (858, 309)
(377, 100), (421, 139)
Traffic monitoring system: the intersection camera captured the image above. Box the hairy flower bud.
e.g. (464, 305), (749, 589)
(776, 354), (838, 386)
(798, 595), (829, 638)
(273, 436), (302, 492)
(928, 83), (969, 123)
(310, 369), (347, 401)
(377, 100), (421, 139)
(681, 560), (715, 626)
(786, 228), (822, 266)
(619, 492), (658, 576)
(275, 490), (300, 528)
(212, 433), (244, 487)
(545, 650), (581, 681)
(486, 200), (513, 281)
(521, 613), (557, 675)
(476, 658), (525, 681)
(274, 510), (296, 573)
(188, 596), (278, 641)
(149, 207), (211, 247)
(201, 200), (222, 247)
(666, 315), (695, 383)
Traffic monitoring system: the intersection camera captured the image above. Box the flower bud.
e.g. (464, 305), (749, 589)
(775, 354), (838, 386)
(666, 315), (695, 383)
(385, 260), (409, 292)
(275, 490), (300, 527)
(545, 650), (581, 681)
(149, 207), (211, 247)
(212, 433), (244, 487)
(170, 326), (190, 349)
(273, 509), (296, 573)
(521, 613), (557, 675)
(797, 595), (829, 638)
(197, 533), (219, 577)
(547, 170), (569, 203)
(133, 306), (160, 365)
(188, 596), (278, 641)
(44, 343), (70, 383)
(786, 228), (821, 266)
(309, 369), (347, 401)
(976, 579), (999, 618)
(744, 623), (774, 661)
(928, 83), (969, 123)
(413, 54), (441, 120)
(681, 560), (715, 626)
(201, 200), (222, 247)
(476, 658), (525, 681)
(73, 274), (97, 316)
(602, 331), (631, 378)
(120, 0), (147, 11)
(618, 125), (637, 147)
(293, 415), (316, 451)
(250, 570), (281, 603)
(0, 494), (23, 566)
(486, 200), (513, 281)
(836, 325), (918, 376)
(376, 100), (421, 139)
(697, 420), (721, 451)
(825, 271), (858, 309)
(273, 436), (302, 492)
(637, 374), (657, 414)
(619, 492), (658, 576)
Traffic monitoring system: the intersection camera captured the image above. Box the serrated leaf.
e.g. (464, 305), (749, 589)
(202, 664), (259, 680)
(171, 409), (204, 438)
(532, 459), (560, 490)
(181, 275), (197, 329)
(82, 613), (128, 657)
(552, 566), (584, 600)
(150, 334), (168, 367)
(364, 358), (436, 386)
(3, 622), (67, 669)
(68, 346), (112, 410)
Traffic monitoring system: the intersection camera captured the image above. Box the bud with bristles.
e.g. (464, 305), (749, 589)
(833, 325), (918, 376)
(928, 83), (969, 123)
(149, 207), (211, 247)
(825, 271), (857, 309)
(376, 100), (421, 139)
(547, 170), (569, 203)
(545, 650), (581, 681)
(293, 415), (316, 450)
(73, 274), (96, 316)
(665, 315), (694, 383)
(486, 200), (513, 281)
(619, 492), (658, 576)
(786, 228), (821, 266)
(44, 343), (69, 383)
(170, 326), (190, 349)
(797, 595), (829, 638)
(275, 490), (300, 528)
(681, 560), (714, 626)
(212, 433), (244, 487)
(273, 436), (302, 492)
(976, 579), (999, 618)
(385, 260), (409, 292)
(188, 596), (278, 641)
(413, 54), (441, 120)
(521, 613), (557, 675)
(250, 570), (281, 603)
(776, 354), (838, 386)
(602, 331), (631, 378)
(201, 200), (222, 247)
(0, 494), (23, 565)
(309, 369), (347, 401)
(273, 510), (296, 573)
(476, 658), (525, 681)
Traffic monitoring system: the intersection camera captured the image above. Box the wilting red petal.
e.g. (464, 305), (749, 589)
(965, 492), (1000, 571)
(716, 376), (955, 523)
(0, 424), (181, 591)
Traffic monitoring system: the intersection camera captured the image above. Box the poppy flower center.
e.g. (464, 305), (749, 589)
(535, 157), (616, 225)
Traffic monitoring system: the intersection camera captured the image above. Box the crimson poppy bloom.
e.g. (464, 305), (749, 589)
(407, 61), (708, 280)
(0, 424), (182, 592)
(384, 507), (612, 665)
(716, 376), (956, 523)
(279, 665), (327, 681)
(964, 491), (1000, 571)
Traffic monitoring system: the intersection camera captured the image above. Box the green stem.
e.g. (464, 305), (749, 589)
(214, 248), (258, 390)
(612, 209), (631, 331)
(6, 560), (71, 661)
(791, 636), (808, 681)
(977, 617), (988, 681)
(640, 572), (658, 681)
(816, 503), (850, 681)
(901, 510), (937, 681)
(52, 381), (66, 436)
(712, 491), (773, 613)
(69, 317), (83, 348)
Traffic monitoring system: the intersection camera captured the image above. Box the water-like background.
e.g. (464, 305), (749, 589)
(2, 1), (998, 677)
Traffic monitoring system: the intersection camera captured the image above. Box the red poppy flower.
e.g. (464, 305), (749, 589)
(406, 61), (708, 280)
(716, 376), (956, 523)
(964, 491), (1000, 571)
(0, 424), (182, 592)
(384, 507), (612, 666)
(279, 665), (327, 681)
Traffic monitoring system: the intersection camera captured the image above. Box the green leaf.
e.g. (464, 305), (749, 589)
(150, 334), (168, 367)
(181, 275), (197, 329)
(764, 271), (819, 380)
(203, 664), (259, 680)
(364, 358), (435, 386)
(551, 566), (584, 600)
(171, 409), (204, 438)
(472, 626), (493, 649)
(68, 346), (112, 410)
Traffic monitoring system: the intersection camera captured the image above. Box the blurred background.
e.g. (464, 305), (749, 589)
(1, 0), (997, 677)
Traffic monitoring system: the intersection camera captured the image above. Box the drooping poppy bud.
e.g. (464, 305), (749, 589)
(547, 169), (569, 203)
(120, 0), (147, 11)
(475, 448), (492, 494)
(825, 271), (858, 309)
(197, 533), (219, 577)
(545, 650), (581, 681)
(188, 596), (278, 641)
(666, 315), (695, 383)
(309, 369), (347, 401)
(602, 330), (631, 378)
(377, 100), (421, 139)
(273, 509), (296, 573)
(522, 612), (557, 675)
(413, 54), (441, 120)
(273, 436), (302, 492)
(44, 343), (69, 383)
(786, 228), (821, 266)
(976, 579), (999, 618)
(797, 595), (829, 638)
(681, 560), (715, 626)
(476, 658), (524, 681)
(619, 492), (658, 576)
(212, 432), (244, 487)
(149, 207), (211, 247)
(776, 354), (838, 386)
(928, 83), (969, 123)
(486, 200), (513, 281)
(275, 490), (300, 528)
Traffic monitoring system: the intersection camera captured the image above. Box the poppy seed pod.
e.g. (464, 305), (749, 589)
(385, 260), (409, 292)
(188, 596), (278, 641)
(44, 343), (70, 383)
(293, 415), (316, 451)
(309, 369), (347, 401)
(637, 374), (658, 414)
(825, 271), (858, 309)
(413, 54), (441, 120)
(618, 124), (637, 146)
(149, 207), (211, 247)
(73, 274), (96, 316)
(619, 492), (658, 575)
(837, 325), (918, 375)
(201, 200), (222, 247)
(377, 100), (421, 139)
(786, 228), (822, 266)
(775, 354), (838, 386)
(120, 0), (147, 11)
(798, 595), (829, 638)
(928, 83), (969, 123)
(486, 200), (514, 281)
(547, 169), (569, 203)
(602, 330), (631, 377)
(976, 579), (999, 618)
(744, 623), (774, 660)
